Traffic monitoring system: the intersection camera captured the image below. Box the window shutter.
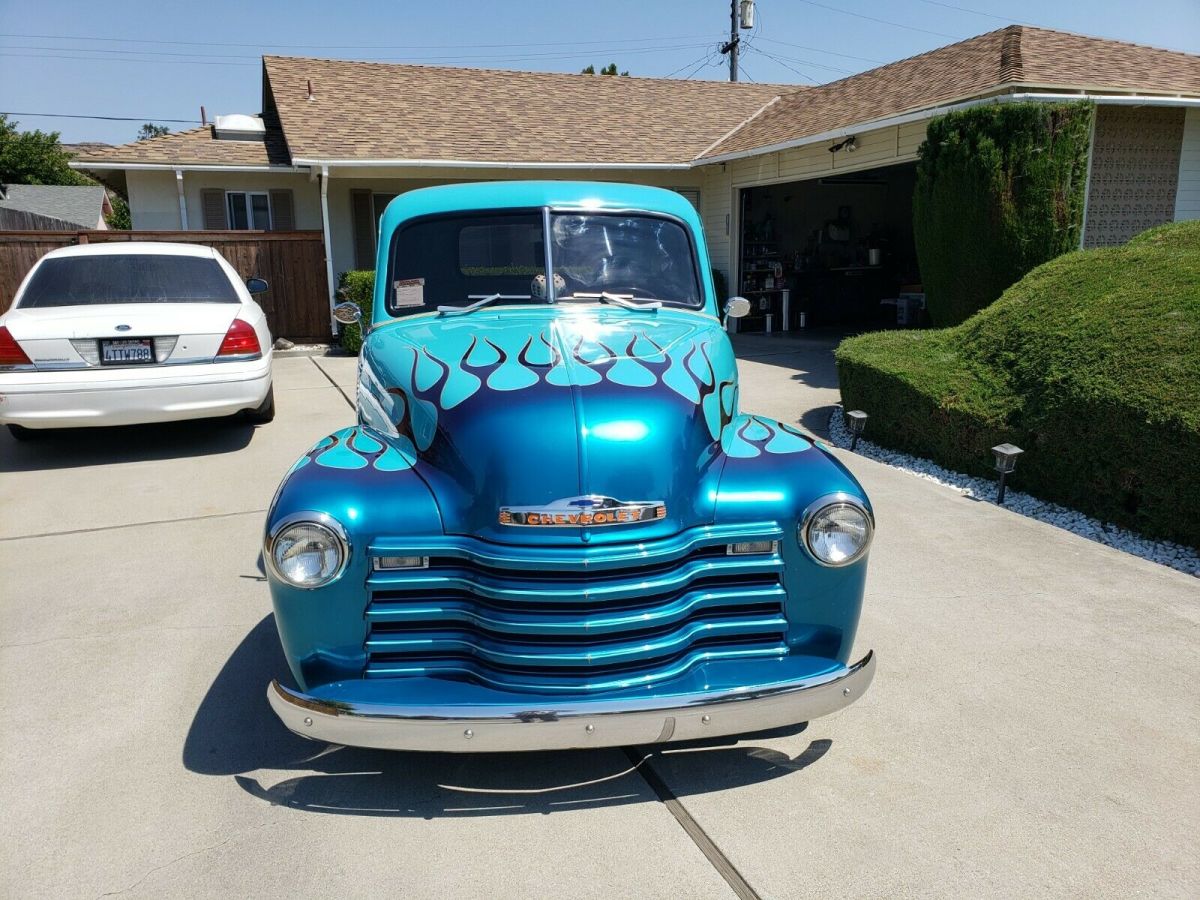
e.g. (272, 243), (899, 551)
(351, 189), (375, 270)
(201, 189), (227, 230)
(269, 189), (295, 231)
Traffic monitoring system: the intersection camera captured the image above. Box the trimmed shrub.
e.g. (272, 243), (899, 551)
(836, 220), (1200, 546)
(914, 101), (1094, 326)
(337, 270), (374, 355)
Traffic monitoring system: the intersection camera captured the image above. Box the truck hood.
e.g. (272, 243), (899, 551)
(360, 306), (738, 544)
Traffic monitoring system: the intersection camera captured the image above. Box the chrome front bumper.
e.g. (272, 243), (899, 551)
(267, 650), (875, 752)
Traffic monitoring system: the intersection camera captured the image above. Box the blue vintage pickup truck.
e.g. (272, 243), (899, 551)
(263, 181), (875, 752)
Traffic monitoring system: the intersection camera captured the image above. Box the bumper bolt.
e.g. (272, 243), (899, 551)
(464, 728), (474, 739)
(701, 714), (711, 725)
(303, 717), (313, 727)
(843, 688), (851, 696)
(585, 724), (595, 734)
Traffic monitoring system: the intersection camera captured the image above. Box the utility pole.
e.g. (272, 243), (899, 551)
(720, 0), (755, 83)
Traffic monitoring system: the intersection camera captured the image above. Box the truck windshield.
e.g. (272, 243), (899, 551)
(551, 213), (701, 309)
(386, 209), (702, 316)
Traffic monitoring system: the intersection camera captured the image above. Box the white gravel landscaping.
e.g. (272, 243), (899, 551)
(828, 408), (1200, 578)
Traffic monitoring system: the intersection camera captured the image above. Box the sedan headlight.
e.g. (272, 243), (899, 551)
(801, 497), (873, 567)
(266, 514), (349, 588)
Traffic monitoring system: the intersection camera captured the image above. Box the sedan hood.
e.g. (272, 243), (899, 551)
(360, 307), (738, 544)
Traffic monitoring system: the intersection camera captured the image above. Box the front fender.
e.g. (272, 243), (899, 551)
(264, 426), (443, 689)
(713, 415), (871, 664)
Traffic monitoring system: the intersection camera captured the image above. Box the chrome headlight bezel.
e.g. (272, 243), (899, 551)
(799, 493), (874, 567)
(265, 511), (351, 589)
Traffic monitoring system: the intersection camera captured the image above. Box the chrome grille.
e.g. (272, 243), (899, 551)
(363, 524), (788, 693)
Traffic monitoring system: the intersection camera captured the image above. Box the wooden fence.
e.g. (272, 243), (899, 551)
(0, 230), (332, 341)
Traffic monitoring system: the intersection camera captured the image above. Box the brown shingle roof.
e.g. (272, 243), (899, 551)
(702, 26), (1200, 158)
(72, 125), (292, 167)
(262, 56), (791, 165)
(71, 27), (1200, 171)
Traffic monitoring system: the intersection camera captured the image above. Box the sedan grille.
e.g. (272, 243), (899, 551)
(363, 524), (788, 693)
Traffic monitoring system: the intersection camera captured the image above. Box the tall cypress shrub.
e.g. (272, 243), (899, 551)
(913, 101), (1094, 326)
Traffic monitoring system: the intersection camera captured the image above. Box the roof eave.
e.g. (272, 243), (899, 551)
(291, 157), (692, 170)
(695, 86), (1200, 166)
(69, 161), (309, 173)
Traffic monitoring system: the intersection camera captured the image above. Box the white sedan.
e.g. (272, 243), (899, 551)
(0, 242), (274, 439)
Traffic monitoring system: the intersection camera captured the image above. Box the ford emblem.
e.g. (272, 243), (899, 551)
(115, 324), (132, 332)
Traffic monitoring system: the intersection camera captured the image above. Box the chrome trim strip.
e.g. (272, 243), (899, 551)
(267, 650), (875, 752)
(263, 511), (352, 590)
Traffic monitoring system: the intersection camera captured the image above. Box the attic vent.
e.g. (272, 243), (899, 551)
(212, 114), (266, 142)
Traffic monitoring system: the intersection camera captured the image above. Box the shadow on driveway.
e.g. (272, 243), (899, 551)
(0, 418), (256, 472)
(184, 616), (832, 818)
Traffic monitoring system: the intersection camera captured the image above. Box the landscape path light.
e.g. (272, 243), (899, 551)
(846, 410), (868, 451)
(991, 443), (1024, 504)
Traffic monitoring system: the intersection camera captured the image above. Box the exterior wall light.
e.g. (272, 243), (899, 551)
(846, 410), (868, 451)
(991, 443), (1024, 504)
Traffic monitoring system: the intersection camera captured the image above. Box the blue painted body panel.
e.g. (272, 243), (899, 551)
(266, 181), (871, 710)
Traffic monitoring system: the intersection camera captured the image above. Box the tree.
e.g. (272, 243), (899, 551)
(0, 114), (90, 185)
(105, 193), (132, 229)
(580, 63), (629, 76)
(137, 123), (170, 141)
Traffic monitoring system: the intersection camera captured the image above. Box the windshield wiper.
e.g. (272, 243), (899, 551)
(562, 291), (662, 311)
(438, 293), (506, 316)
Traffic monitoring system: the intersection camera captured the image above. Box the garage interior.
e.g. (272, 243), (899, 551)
(735, 162), (924, 332)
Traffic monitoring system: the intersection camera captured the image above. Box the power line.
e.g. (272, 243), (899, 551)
(664, 48), (720, 78)
(757, 36), (886, 64)
(746, 47), (818, 84)
(682, 52), (720, 80)
(2, 111), (200, 123)
(0, 51), (258, 67)
(0, 31), (714, 51)
(0, 41), (711, 67)
(909, 0), (1021, 24)
(794, 0), (960, 39)
(750, 47), (854, 75)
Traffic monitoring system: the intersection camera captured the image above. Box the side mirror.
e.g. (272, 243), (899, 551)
(332, 302), (362, 325)
(246, 276), (269, 294)
(723, 296), (752, 320)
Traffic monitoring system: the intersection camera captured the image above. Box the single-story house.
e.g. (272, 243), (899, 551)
(0, 183), (112, 230)
(73, 25), (1200, 332)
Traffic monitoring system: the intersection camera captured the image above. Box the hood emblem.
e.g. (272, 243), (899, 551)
(500, 495), (666, 527)
(115, 324), (132, 332)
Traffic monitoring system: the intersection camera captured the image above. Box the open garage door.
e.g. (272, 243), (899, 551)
(736, 162), (923, 332)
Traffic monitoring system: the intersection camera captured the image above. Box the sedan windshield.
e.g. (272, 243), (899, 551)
(386, 209), (702, 315)
(18, 255), (239, 308)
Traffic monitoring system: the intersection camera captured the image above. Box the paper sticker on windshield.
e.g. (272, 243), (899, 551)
(394, 278), (424, 307)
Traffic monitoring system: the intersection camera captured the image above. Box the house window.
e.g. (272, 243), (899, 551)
(373, 193), (398, 230)
(226, 191), (272, 230)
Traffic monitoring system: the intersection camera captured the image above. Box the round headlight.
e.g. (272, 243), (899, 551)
(267, 516), (348, 588)
(802, 499), (873, 566)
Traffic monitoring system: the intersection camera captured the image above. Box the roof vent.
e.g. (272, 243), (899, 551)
(212, 114), (266, 141)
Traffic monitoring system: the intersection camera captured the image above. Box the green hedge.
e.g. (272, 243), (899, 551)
(836, 220), (1200, 547)
(914, 101), (1094, 326)
(337, 270), (375, 355)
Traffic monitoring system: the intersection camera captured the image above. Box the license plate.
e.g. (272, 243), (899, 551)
(100, 338), (155, 365)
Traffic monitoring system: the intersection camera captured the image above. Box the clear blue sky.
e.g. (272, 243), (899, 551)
(2, 0), (1198, 145)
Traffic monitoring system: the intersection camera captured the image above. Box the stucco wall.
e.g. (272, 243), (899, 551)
(1175, 107), (1200, 222)
(696, 120), (928, 281)
(126, 170), (322, 231)
(1083, 105), (1186, 248)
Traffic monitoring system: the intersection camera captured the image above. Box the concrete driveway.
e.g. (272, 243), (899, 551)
(2, 350), (1197, 899)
